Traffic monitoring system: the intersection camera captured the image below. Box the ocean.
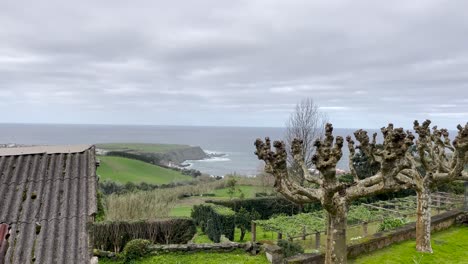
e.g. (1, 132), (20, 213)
(0, 123), (381, 176)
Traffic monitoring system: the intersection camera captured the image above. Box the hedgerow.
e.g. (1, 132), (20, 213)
(91, 218), (196, 252)
(191, 204), (236, 242)
(205, 196), (301, 219)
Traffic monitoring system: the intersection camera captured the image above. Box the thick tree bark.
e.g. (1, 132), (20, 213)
(325, 204), (347, 264)
(415, 187), (433, 253)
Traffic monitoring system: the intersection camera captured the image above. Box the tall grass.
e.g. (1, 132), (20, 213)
(104, 180), (228, 220)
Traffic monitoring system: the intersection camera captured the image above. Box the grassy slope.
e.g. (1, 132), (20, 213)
(98, 156), (192, 184)
(97, 143), (190, 153)
(350, 226), (468, 264)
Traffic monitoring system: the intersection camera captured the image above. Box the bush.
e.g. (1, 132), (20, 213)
(206, 197), (301, 219)
(92, 218), (196, 252)
(235, 207), (261, 241)
(191, 204), (236, 242)
(378, 217), (408, 231)
(277, 239), (304, 257)
(122, 239), (151, 262)
(95, 190), (106, 222)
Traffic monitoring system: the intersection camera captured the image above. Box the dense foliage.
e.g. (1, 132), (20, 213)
(235, 207), (261, 241)
(206, 196), (301, 219)
(92, 218), (196, 252)
(347, 205), (379, 224)
(255, 212), (325, 238)
(191, 204), (236, 242)
(96, 190), (106, 221)
(255, 205), (388, 238)
(378, 217), (409, 232)
(277, 239), (304, 258)
(122, 239), (151, 263)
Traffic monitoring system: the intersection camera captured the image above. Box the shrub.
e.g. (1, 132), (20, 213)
(191, 204), (235, 242)
(92, 218), (196, 252)
(206, 197), (301, 219)
(378, 217), (408, 231)
(277, 239), (304, 257)
(122, 239), (151, 262)
(95, 190), (106, 222)
(235, 207), (261, 241)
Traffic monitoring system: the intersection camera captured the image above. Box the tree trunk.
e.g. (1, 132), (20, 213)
(240, 228), (246, 241)
(325, 208), (347, 264)
(416, 188), (433, 253)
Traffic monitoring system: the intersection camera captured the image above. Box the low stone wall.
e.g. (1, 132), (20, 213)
(285, 210), (464, 264)
(149, 241), (261, 254)
(94, 241), (261, 261)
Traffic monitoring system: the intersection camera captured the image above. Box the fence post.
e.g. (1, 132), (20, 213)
(362, 222), (368, 237)
(251, 221), (256, 242)
(302, 226), (306, 240)
(315, 231), (320, 250)
(436, 195), (441, 214)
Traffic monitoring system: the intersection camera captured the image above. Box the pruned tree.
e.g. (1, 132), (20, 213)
(393, 120), (468, 253)
(255, 123), (414, 264)
(285, 98), (328, 185)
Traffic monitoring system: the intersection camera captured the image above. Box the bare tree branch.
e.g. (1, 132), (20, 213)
(285, 98), (328, 184)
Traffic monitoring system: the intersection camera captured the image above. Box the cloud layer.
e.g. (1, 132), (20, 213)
(1, 0), (467, 128)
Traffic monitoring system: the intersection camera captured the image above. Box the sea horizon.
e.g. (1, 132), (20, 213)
(0, 123), (373, 176)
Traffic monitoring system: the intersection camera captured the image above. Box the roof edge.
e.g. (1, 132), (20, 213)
(0, 145), (94, 156)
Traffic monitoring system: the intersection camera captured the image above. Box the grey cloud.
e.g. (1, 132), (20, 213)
(0, 0), (467, 128)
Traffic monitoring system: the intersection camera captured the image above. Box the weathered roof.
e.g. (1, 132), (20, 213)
(0, 145), (97, 264)
(0, 145), (92, 156)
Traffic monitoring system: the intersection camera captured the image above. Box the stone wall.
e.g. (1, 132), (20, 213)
(285, 210), (464, 264)
(149, 241), (260, 254)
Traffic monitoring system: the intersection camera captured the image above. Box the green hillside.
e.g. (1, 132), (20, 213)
(97, 156), (192, 184)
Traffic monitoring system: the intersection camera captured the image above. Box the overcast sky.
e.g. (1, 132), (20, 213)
(0, 0), (467, 129)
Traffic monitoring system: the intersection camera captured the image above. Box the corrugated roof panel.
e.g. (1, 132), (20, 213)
(0, 145), (97, 264)
(0, 224), (9, 264)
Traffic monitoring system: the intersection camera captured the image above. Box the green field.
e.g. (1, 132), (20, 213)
(97, 156), (192, 184)
(213, 185), (263, 199)
(169, 185), (268, 217)
(97, 143), (190, 153)
(350, 226), (468, 264)
(169, 205), (194, 217)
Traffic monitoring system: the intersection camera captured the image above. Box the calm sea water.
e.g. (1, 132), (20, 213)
(0, 123), (381, 176)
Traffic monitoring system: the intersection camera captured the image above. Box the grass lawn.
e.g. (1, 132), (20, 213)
(234, 226), (276, 243)
(97, 143), (190, 153)
(98, 156), (192, 184)
(99, 249), (269, 264)
(192, 227), (214, 244)
(169, 185), (268, 217)
(213, 185), (263, 199)
(350, 226), (468, 264)
(169, 205), (193, 217)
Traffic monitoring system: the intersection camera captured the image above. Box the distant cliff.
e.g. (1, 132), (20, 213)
(102, 145), (207, 166)
(158, 146), (207, 164)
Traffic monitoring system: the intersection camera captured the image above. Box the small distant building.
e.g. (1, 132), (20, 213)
(0, 145), (98, 264)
